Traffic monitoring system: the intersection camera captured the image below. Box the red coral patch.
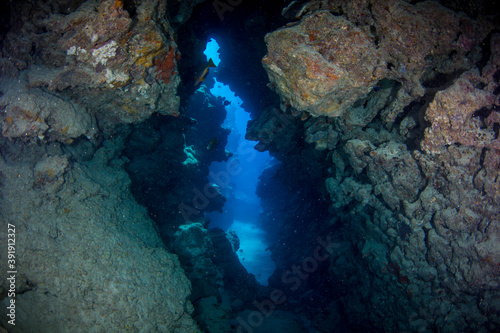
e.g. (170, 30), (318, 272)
(153, 47), (180, 84)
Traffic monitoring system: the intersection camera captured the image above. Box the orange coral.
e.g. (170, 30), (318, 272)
(114, 0), (123, 10)
(309, 30), (319, 42)
(153, 47), (180, 84)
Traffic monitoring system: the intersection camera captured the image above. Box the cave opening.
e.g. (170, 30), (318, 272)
(163, 1), (342, 329)
(121, 0), (343, 330)
(201, 38), (277, 285)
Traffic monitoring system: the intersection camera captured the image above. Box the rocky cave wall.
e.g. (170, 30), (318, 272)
(1, 0), (499, 332)
(0, 0), (213, 331)
(0, 136), (199, 332)
(248, 0), (500, 332)
(123, 91), (230, 240)
(0, 0), (276, 332)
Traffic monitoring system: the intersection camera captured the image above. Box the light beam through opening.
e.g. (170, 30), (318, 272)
(202, 38), (275, 285)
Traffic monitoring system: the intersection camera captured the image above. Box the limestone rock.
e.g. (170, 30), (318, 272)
(421, 70), (500, 154)
(0, 140), (199, 333)
(263, 10), (385, 118)
(2, 0), (182, 133)
(0, 79), (97, 143)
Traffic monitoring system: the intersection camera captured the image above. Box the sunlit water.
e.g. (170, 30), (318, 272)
(203, 38), (276, 284)
(229, 220), (275, 285)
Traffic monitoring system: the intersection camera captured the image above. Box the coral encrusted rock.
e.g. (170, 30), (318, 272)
(0, 140), (199, 333)
(421, 71), (500, 154)
(1, 0), (182, 137)
(262, 10), (386, 118)
(263, 0), (492, 123)
(255, 1), (500, 332)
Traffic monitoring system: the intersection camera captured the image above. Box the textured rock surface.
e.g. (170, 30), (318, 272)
(263, 0), (492, 123)
(252, 1), (500, 331)
(246, 106), (300, 154)
(0, 138), (199, 332)
(421, 70), (500, 153)
(172, 222), (264, 333)
(0, 78), (97, 142)
(0, 1), (209, 331)
(1, 0), (181, 138)
(263, 10), (385, 118)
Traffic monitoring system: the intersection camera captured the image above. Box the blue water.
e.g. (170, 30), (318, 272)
(202, 38), (275, 285)
(204, 38), (221, 66)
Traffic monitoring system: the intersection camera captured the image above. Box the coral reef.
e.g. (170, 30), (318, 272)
(0, 0), (207, 331)
(251, 0), (500, 331)
(421, 69), (500, 153)
(263, 0), (492, 123)
(0, 79), (97, 143)
(1, 0), (182, 138)
(263, 10), (385, 118)
(0, 138), (199, 332)
(173, 222), (264, 332)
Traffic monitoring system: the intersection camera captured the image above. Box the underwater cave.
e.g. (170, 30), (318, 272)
(1, 0), (500, 332)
